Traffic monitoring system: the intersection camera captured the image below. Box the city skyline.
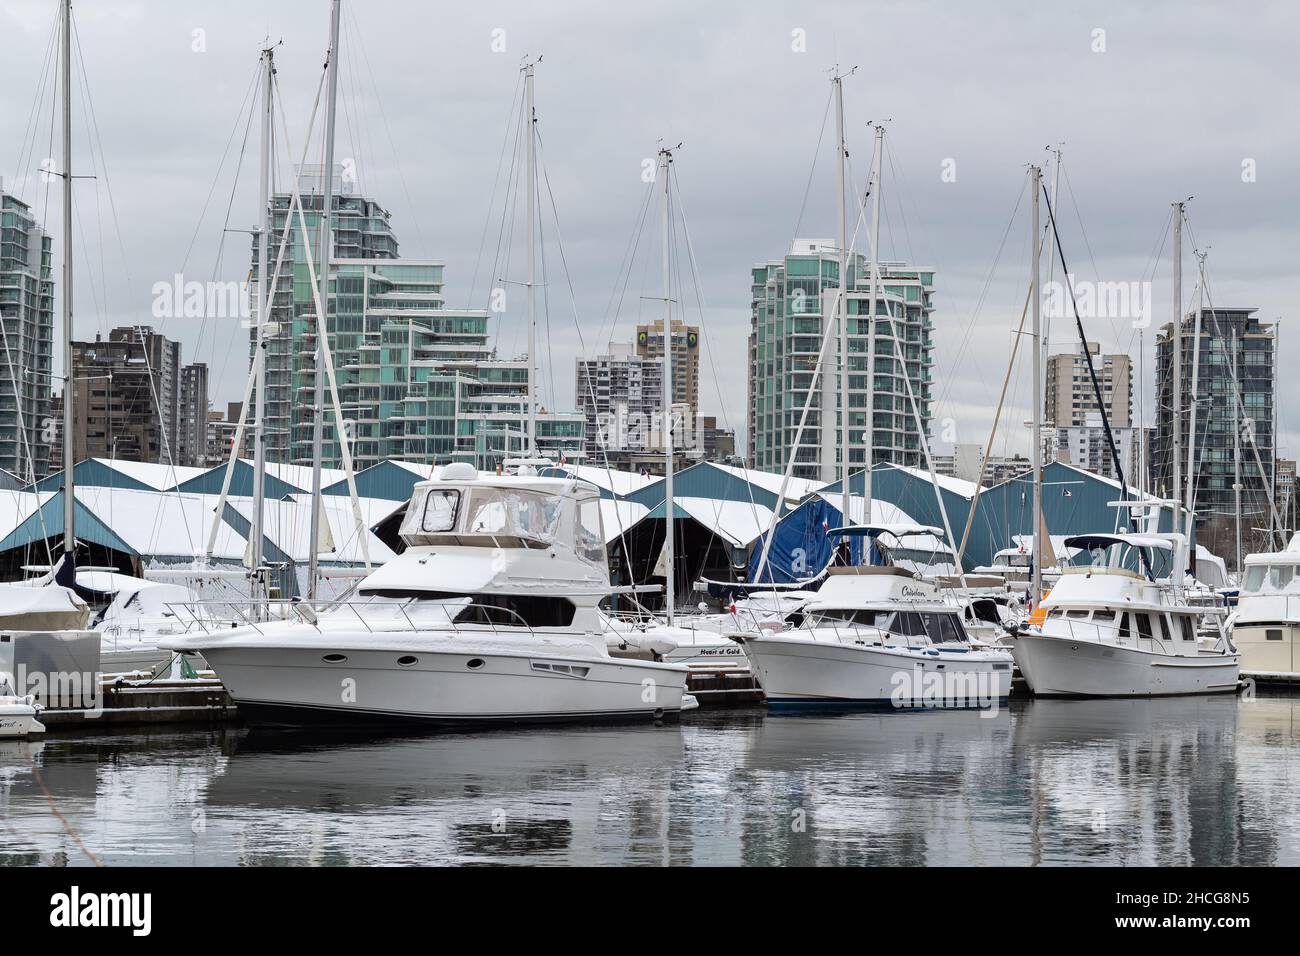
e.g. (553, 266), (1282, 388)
(1, 0), (1296, 464)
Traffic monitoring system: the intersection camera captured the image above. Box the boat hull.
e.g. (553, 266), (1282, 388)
(1011, 632), (1240, 697)
(198, 644), (689, 727)
(738, 636), (1013, 709)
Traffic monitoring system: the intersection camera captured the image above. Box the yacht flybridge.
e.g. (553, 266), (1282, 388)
(1006, 532), (1240, 697)
(161, 465), (692, 725)
(728, 526), (1015, 709)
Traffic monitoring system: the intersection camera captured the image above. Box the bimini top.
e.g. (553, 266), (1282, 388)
(826, 523), (946, 540)
(1064, 533), (1176, 553)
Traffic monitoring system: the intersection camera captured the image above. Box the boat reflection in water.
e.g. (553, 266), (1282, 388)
(1, 697), (1298, 866)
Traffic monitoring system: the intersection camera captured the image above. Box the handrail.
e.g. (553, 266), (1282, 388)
(1017, 607), (1226, 657)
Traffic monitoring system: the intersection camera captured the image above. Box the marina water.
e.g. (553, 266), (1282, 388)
(2, 695), (1297, 866)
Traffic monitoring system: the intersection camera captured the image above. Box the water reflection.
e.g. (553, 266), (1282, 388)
(1, 696), (1296, 866)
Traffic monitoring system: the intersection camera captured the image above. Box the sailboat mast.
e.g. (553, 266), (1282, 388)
(251, 45), (274, 609)
(1171, 202), (1183, 512)
(1030, 165), (1043, 610)
(835, 73), (850, 531)
(60, 0), (74, 557)
(866, 122), (883, 516)
(307, 0), (341, 600)
(1183, 252), (1205, 545)
(525, 60), (538, 457)
(1232, 325), (1243, 572)
(659, 146), (675, 625)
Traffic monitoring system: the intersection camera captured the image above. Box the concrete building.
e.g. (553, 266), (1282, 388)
(748, 239), (935, 480)
(68, 326), (182, 464)
(575, 342), (663, 455)
(1054, 414), (1143, 484)
(635, 318), (698, 414)
(205, 401), (245, 467)
(0, 187), (54, 479)
(179, 362), (209, 467)
(1045, 341), (1131, 429)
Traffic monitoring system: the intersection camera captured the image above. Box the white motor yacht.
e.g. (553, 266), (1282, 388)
(162, 465), (691, 726)
(1007, 532), (1240, 697)
(1231, 533), (1300, 676)
(729, 526), (1015, 709)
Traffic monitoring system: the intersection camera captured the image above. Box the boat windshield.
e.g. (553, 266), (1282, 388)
(809, 608), (969, 643)
(463, 488), (565, 541)
(1241, 562), (1299, 594)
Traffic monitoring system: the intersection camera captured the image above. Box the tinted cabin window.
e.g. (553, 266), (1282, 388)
(1157, 615), (1172, 642)
(1136, 614), (1154, 641)
(892, 612), (928, 638)
(923, 613), (967, 643)
(1181, 617), (1196, 641)
(453, 594), (577, 628)
(1118, 614), (1131, 640)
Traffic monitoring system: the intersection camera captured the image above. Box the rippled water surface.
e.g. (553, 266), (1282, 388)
(2, 695), (1296, 865)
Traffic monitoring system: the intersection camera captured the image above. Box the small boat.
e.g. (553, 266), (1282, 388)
(1006, 532), (1240, 697)
(0, 694), (44, 738)
(1231, 533), (1300, 677)
(162, 464), (692, 726)
(729, 526), (1015, 709)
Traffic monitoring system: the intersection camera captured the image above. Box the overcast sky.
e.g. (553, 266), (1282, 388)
(3, 0), (1296, 461)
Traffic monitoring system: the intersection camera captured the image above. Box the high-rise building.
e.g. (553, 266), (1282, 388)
(575, 343), (663, 454)
(1044, 341), (1131, 429)
(205, 401), (245, 468)
(634, 319), (698, 414)
(179, 362), (209, 467)
(251, 166), (583, 471)
(1054, 414), (1143, 483)
(1154, 307), (1275, 546)
(747, 239), (935, 479)
(69, 326), (182, 464)
(0, 187), (55, 479)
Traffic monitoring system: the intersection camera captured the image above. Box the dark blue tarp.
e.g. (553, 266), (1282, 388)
(746, 497), (880, 585)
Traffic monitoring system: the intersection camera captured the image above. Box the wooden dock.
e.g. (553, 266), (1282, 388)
(41, 678), (238, 730)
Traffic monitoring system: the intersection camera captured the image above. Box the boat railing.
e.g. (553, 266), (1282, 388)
(163, 599), (540, 641)
(1027, 610), (1214, 657)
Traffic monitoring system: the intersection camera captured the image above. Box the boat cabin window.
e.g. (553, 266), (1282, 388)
(1065, 610), (1090, 620)
(1269, 565), (1295, 590)
(1157, 614), (1172, 642)
(463, 489), (563, 541)
(1243, 566), (1266, 593)
(575, 498), (606, 564)
(814, 608), (885, 626)
(922, 612), (968, 644)
(421, 489), (461, 532)
(1136, 614), (1154, 641)
(453, 594), (576, 628)
(1118, 614), (1131, 640)
(1093, 610), (1116, 624)
(360, 589), (576, 628)
(1180, 617), (1196, 641)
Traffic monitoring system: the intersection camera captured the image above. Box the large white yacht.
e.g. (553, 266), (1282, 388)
(1007, 532), (1240, 697)
(1231, 533), (1300, 676)
(162, 465), (692, 726)
(728, 526), (1015, 709)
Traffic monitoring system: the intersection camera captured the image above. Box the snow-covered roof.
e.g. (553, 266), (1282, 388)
(707, 462), (823, 505)
(872, 462), (979, 498)
(72, 486), (248, 561)
(236, 494), (403, 564)
(669, 497), (779, 549)
(553, 464), (660, 497)
(88, 457), (209, 490)
(597, 499), (650, 544)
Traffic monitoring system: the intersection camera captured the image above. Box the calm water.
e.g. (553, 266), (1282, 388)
(2, 695), (1297, 866)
